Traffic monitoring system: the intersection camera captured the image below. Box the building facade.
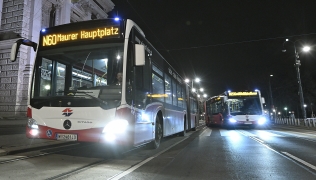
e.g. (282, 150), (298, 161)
(0, 0), (114, 117)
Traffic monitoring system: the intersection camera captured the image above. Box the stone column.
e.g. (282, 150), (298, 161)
(14, 0), (39, 116)
(0, 1), (3, 29)
(59, 0), (71, 25)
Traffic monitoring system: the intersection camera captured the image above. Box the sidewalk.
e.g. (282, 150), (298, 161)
(0, 115), (67, 156)
(0, 116), (27, 127)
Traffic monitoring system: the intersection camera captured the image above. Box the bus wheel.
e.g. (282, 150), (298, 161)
(151, 116), (162, 149)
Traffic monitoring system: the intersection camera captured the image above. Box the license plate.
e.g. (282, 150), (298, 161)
(244, 122), (252, 124)
(56, 134), (77, 141)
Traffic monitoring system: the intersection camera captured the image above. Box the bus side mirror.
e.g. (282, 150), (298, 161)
(10, 39), (37, 62)
(261, 97), (265, 104)
(135, 44), (145, 66)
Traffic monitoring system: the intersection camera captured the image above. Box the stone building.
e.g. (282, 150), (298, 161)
(0, 0), (114, 117)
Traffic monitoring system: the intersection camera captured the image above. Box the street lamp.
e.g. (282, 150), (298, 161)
(282, 39), (311, 120)
(268, 74), (274, 112)
(185, 77), (200, 92)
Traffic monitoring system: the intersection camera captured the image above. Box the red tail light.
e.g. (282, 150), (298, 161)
(27, 107), (32, 118)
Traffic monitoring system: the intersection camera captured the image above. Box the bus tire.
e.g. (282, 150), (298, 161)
(150, 115), (162, 149)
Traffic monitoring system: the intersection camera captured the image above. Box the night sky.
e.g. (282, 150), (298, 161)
(108, 0), (316, 114)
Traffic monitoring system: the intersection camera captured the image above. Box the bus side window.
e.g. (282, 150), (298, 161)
(165, 74), (172, 104)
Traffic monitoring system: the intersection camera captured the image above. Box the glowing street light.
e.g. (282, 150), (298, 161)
(185, 77), (201, 91)
(283, 39), (311, 120)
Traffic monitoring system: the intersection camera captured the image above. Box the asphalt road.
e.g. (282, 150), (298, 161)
(119, 127), (316, 180)
(0, 126), (315, 180)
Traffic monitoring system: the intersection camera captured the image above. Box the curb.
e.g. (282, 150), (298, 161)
(0, 124), (26, 128)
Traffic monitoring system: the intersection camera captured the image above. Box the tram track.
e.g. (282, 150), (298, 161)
(0, 142), (87, 164)
(0, 140), (144, 180)
(45, 135), (195, 180)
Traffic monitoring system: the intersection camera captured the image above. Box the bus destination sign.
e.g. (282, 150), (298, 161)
(228, 91), (258, 97)
(42, 26), (120, 46)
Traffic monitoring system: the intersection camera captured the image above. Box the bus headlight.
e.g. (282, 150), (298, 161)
(27, 118), (39, 136)
(258, 117), (266, 125)
(102, 119), (128, 134)
(229, 118), (237, 123)
(28, 118), (38, 129)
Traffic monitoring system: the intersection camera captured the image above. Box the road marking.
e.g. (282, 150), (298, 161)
(108, 136), (189, 180)
(108, 157), (155, 180)
(248, 136), (265, 143)
(199, 128), (212, 136)
(282, 152), (316, 171)
(242, 131), (316, 173)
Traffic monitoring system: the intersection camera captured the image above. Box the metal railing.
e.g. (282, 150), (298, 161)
(274, 117), (316, 128)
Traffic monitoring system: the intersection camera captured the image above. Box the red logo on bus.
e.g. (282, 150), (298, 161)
(62, 108), (73, 117)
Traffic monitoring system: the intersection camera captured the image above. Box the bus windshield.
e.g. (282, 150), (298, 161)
(228, 98), (262, 115)
(31, 42), (124, 108)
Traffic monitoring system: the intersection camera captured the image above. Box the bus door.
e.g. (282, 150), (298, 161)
(132, 43), (153, 145)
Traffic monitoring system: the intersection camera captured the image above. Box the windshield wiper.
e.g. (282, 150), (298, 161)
(33, 96), (57, 106)
(73, 91), (107, 105)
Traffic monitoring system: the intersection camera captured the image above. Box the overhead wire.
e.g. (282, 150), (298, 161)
(165, 32), (316, 52)
(126, 0), (184, 75)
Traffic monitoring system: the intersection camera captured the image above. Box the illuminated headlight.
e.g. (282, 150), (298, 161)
(229, 118), (237, 123)
(29, 129), (39, 136)
(28, 118), (38, 129)
(102, 119), (128, 134)
(258, 117), (266, 125)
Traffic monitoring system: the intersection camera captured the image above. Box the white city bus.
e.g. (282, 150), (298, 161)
(10, 18), (199, 149)
(205, 90), (268, 129)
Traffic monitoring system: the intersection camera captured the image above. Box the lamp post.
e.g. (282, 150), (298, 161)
(268, 74), (274, 113)
(283, 39), (311, 120)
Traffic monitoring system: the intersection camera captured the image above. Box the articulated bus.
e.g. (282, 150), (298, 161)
(204, 90), (267, 128)
(10, 19), (199, 149)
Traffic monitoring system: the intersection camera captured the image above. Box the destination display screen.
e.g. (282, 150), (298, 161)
(210, 96), (221, 103)
(228, 91), (258, 97)
(38, 19), (122, 50)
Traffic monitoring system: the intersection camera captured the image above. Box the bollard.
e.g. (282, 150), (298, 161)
(304, 119), (308, 127)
